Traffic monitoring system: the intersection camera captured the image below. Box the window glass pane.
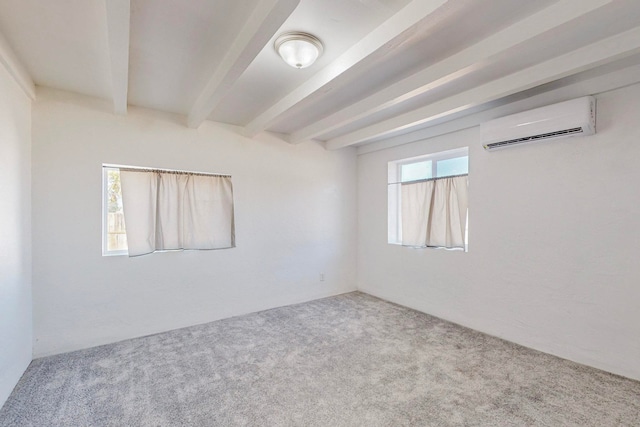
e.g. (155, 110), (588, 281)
(436, 156), (468, 178)
(388, 148), (468, 249)
(401, 160), (432, 182)
(106, 169), (128, 252)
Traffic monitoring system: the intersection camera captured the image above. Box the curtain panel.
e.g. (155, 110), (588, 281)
(120, 170), (235, 256)
(401, 175), (468, 249)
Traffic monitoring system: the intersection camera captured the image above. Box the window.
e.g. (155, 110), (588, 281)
(102, 165), (235, 256)
(103, 167), (128, 256)
(388, 147), (469, 250)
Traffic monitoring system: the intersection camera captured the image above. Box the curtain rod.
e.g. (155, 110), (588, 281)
(103, 164), (231, 178)
(389, 173), (468, 186)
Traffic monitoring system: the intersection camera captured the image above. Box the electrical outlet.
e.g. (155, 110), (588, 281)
(319, 273), (325, 281)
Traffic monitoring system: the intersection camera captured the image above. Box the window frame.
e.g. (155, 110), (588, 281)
(388, 147), (469, 248)
(102, 166), (128, 257)
(102, 163), (234, 257)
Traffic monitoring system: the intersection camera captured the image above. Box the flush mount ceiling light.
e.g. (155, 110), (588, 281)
(274, 32), (323, 69)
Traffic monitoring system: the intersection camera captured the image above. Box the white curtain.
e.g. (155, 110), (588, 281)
(401, 175), (468, 249)
(120, 170), (235, 256)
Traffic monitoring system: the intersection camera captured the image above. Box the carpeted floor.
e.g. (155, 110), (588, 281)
(1, 292), (639, 426)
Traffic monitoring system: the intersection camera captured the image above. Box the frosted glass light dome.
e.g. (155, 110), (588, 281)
(274, 32), (323, 69)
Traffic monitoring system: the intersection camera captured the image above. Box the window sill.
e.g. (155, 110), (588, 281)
(102, 250), (128, 257)
(388, 242), (468, 252)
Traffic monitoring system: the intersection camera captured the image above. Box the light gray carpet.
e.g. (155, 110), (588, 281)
(1, 292), (639, 426)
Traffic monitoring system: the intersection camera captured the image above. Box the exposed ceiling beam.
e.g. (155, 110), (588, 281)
(289, 0), (612, 144)
(243, 0), (450, 137)
(187, 0), (300, 129)
(325, 25), (640, 150)
(105, 0), (131, 115)
(357, 60), (640, 155)
(0, 31), (35, 100)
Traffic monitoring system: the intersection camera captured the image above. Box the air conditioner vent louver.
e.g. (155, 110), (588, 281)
(481, 97), (595, 151)
(484, 127), (583, 150)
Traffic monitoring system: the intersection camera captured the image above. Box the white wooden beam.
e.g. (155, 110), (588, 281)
(289, 0), (612, 144)
(105, 0), (131, 114)
(325, 26), (640, 150)
(187, 0), (300, 129)
(243, 0), (449, 137)
(357, 61), (640, 155)
(0, 31), (35, 100)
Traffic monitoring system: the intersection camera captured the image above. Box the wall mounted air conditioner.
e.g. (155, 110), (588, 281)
(480, 96), (596, 151)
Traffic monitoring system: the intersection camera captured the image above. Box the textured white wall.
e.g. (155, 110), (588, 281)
(0, 66), (32, 406)
(357, 84), (640, 381)
(32, 88), (357, 357)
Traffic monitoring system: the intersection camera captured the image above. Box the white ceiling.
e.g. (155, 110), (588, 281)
(2, 0), (640, 149)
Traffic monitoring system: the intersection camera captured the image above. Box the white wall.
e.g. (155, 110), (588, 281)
(32, 88), (357, 357)
(358, 84), (640, 381)
(0, 66), (32, 405)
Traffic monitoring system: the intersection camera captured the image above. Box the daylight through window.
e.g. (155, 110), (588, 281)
(388, 147), (469, 250)
(104, 167), (128, 255)
(102, 165), (235, 256)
